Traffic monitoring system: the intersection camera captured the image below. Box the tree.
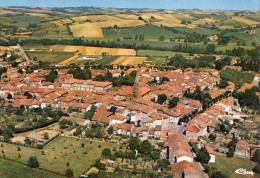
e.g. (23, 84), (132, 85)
(156, 159), (170, 170)
(251, 150), (260, 163)
(211, 171), (229, 178)
(102, 148), (112, 158)
(159, 35), (165, 41)
(27, 156), (39, 168)
(7, 94), (12, 99)
(139, 140), (152, 156)
(209, 133), (216, 141)
(65, 168), (74, 177)
(226, 140), (235, 158)
(168, 97), (179, 108)
(45, 69), (58, 83)
(108, 126), (113, 135)
(128, 137), (140, 151)
(24, 137), (32, 145)
(197, 146), (210, 164)
(43, 132), (49, 140)
(253, 164), (260, 174)
(157, 94), (167, 104)
(206, 44), (216, 54)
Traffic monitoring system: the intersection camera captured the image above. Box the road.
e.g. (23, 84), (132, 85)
(17, 43), (30, 61)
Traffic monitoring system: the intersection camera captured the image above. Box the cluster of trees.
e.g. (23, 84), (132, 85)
(112, 71), (136, 87)
(1, 106), (68, 142)
(167, 54), (216, 69)
(237, 47), (259, 72)
(18, 37), (226, 56)
(214, 57), (231, 70)
(217, 35), (231, 45)
(0, 67), (7, 77)
(184, 32), (209, 44)
(220, 68), (254, 86)
(68, 65), (92, 80)
(135, 34), (145, 41)
(59, 119), (73, 129)
(251, 150), (260, 174)
(127, 137), (160, 159)
(184, 86), (212, 109)
(216, 80), (229, 89)
(83, 105), (97, 120)
(197, 146), (210, 164)
(45, 69), (58, 83)
(85, 123), (105, 138)
(226, 139), (236, 158)
(233, 86), (260, 111)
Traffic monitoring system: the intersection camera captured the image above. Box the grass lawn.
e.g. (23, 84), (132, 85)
(0, 158), (65, 178)
(0, 136), (120, 177)
(27, 51), (74, 63)
(208, 154), (257, 178)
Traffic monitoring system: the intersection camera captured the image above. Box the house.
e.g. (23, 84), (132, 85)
(206, 146), (216, 163)
(171, 160), (201, 178)
(113, 123), (134, 136)
(164, 131), (193, 163)
(235, 140), (250, 158)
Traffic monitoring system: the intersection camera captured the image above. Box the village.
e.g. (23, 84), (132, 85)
(0, 43), (259, 177)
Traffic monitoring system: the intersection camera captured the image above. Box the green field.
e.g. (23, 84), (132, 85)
(0, 136), (120, 176)
(208, 154), (257, 178)
(95, 56), (118, 65)
(103, 25), (180, 39)
(0, 158), (66, 178)
(0, 15), (45, 28)
(137, 49), (190, 57)
(27, 51), (74, 63)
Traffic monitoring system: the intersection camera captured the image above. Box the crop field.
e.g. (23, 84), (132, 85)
(94, 56), (118, 65)
(232, 16), (260, 26)
(69, 14), (145, 38)
(140, 13), (196, 28)
(171, 13), (194, 21)
(215, 43), (255, 52)
(137, 49), (189, 57)
(0, 136), (120, 177)
(153, 58), (167, 66)
(0, 15), (45, 28)
(27, 51), (74, 63)
(0, 158), (66, 178)
(111, 56), (147, 66)
(192, 18), (216, 25)
(50, 45), (137, 56)
(103, 25), (179, 39)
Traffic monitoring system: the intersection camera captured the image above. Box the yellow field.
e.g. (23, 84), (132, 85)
(50, 45), (136, 56)
(70, 23), (104, 38)
(172, 13), (194, 20)
(193, 18), (216, 25)
(232, 17), (260, 26)
(72, 14), (120, 22)
(0, 8), (18, 15)
(70, 19), (145, 37)
(111, 56), (146, 66)
(141, 13), (196, 28)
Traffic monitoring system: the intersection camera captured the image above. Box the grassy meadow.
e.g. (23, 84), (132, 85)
(0, 136), (121, 177)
